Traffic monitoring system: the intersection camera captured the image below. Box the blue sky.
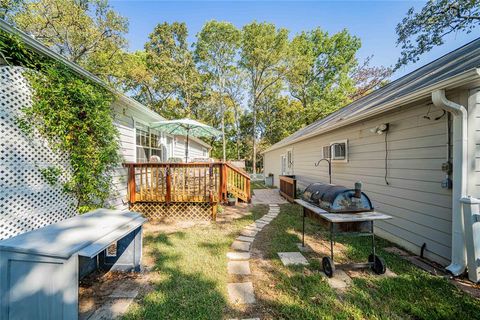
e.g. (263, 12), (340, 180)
(110, 0), (479, 79)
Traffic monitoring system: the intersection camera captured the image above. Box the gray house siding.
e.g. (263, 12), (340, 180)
(264, 93), (474, 265)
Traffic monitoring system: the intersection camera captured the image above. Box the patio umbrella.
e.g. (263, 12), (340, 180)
(150, 118), (221, 162)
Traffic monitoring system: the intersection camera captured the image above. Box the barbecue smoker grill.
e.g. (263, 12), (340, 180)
(295, 182), (392, 277)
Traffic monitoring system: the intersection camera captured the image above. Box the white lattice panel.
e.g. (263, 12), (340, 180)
(0, 66), (77, 240)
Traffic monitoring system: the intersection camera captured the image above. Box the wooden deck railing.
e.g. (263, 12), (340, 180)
(124, 162), (251, 204)
(279, 175), (296, 203)
(225, 163), (251, 202)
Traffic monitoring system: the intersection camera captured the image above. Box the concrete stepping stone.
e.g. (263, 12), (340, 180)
(253, 221), (268, 227)
(228, 261), (251, 275)
(88, 298), (134, 320)
(232, 241), (251, 252)
(249, 222), (264, 229)
(244, 225), (262, 232)
(320, 269), (352, 290)
(237, 235), (255, 243)
(227, 282), (256, 304)
(259, 217), (274, 222)
(278, 252), (309, 266)
(227, 252), (251, 260)
(240, 229), (258, 237)
(109, 282), (140, 299)
(265, 215), (278, 219)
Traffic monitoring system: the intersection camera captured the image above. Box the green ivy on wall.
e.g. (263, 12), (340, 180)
(1, 31), (120, 213)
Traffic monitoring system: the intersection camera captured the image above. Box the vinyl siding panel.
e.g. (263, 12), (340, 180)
(108, 102), (136, 211)
(264, 97), (464, 265)
(470, 88), (480, 198)
(173, 136), (209, 161)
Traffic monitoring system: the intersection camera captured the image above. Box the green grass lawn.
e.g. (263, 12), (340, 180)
(252, 203), (480, 320)
(122, 205), (267, 320)
(123, 203), (480, 320)
(251, 180), (276, 195)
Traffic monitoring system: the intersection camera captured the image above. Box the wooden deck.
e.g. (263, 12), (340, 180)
(124, 162), (251, 220)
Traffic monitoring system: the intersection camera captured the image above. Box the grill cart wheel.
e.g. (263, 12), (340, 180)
(322, 256), (335, 277)
(370, 255), (386, 274)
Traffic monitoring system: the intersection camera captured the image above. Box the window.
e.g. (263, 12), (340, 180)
(286, 149), (293, 168)
(136, 123), (166, 162)
(202, 147), (208, 157)
(330, 140), (348, 162)
(281, 155), (287, 175)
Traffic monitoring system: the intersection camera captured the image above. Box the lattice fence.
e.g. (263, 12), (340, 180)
(0, 66), (77, 240)
(130, 202), (214, 221)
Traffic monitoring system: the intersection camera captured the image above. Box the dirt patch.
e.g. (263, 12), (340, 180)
(79, 270), (149, 320)
(79, 203), (254, 319)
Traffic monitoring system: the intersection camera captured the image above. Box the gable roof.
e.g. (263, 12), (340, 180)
(264, 37), (480, 153)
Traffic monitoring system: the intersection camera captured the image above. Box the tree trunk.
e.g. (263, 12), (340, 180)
(252, 102), (257, 174)
(220, 78), (226, 162)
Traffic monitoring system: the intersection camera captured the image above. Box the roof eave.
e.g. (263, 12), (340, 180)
(263, 67), (480, 154)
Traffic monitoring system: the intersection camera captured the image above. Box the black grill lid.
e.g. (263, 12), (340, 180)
(302, 182), (373, 213)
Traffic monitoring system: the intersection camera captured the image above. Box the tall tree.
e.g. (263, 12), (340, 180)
(350, 56), (392, 101)
(240, 22), (289, 173)
(0, 0), (23, 20)
(12, 0), (128, 80)
(144, 22), (203, 118)
(396, 0), (480, 68)
(286, 28), (361, 124)
(195, 20), (241, 161)
(224, 69), (246, 160)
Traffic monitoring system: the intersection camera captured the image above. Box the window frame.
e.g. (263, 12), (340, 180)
(202, 147), (209, 157)
(135, 122), (167, 162)
(286, 148), (293, 169)
(330, 139), (348, 163)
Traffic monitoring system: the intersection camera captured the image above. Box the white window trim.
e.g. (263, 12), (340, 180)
(202, 147), (209, 157)
(286, 148), (293, 169)
(280, 154), (287, 175)
(330, 139), (348, 163)
(135, 120), (168, 162)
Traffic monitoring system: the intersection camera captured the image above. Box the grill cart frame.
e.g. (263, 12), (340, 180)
(295, 199), (392, 277)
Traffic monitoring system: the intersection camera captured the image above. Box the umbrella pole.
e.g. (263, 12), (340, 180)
(185, 129), (189, 163)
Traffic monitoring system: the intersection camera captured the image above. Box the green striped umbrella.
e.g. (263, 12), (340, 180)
(150, 118), (221, 162)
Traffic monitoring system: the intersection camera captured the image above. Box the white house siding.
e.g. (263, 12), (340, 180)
(469, 88), (480, 199)
(264, 93), (473, 265)
(173, 136), (209, 161)
(108, 102), (137, 211)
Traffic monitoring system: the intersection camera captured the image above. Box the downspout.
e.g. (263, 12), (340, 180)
(432, 89), (468, 276)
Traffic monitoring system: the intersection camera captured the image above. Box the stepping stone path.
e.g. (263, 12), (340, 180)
(278, 252), (310, 266)
(226, 203), (280, 318)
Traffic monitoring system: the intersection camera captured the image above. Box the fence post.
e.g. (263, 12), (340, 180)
(128, 164), (136, 204)
(246, 177), (251, 203)
(166, 164), (171, 204)
(220, 163), (227, 202)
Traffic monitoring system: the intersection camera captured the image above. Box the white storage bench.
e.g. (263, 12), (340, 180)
(0, 209), (147, 320)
